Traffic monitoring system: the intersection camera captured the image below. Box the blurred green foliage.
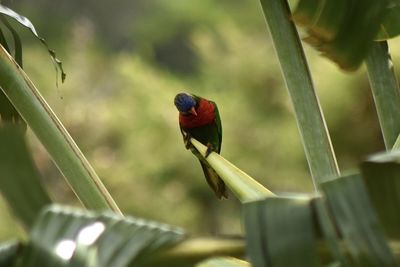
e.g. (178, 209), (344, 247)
(1, 0), (398, 240)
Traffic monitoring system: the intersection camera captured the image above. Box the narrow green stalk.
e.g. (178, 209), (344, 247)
(191, 138), (274, 202)
(365, 41), (400, 150)
(0, 46), (121, 214)
(259, 0), (339, 187)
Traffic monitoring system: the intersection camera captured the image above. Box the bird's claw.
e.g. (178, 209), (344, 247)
(205, 143), (214, 158)
(183, 133), (193, 150)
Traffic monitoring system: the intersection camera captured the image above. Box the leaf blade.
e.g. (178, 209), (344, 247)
(244, 197), (319, 267)
(0, 4), (65, 82)
(321, 174), (397, 266)
(259, 0), (339, 186)
(19, 205), (186, 267)
(362, 150), (400, 239)
(365, 41), (400, 149)
(293, 0), (389, 70)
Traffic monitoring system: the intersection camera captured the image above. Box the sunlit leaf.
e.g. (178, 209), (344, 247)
(244, 196), (319, 267)
(18, 205), (185, 267)
(0, 4), (65, 82)
(362, 150), (400, 239)
(320, 174), (397, 266)
(0, 126), (52, 229)
(293, 0), (388, 70)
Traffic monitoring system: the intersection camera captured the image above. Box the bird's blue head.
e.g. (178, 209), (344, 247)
(174, 93), (197, 115)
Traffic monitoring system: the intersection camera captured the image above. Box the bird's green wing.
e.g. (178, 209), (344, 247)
(211, 101), (222, 153)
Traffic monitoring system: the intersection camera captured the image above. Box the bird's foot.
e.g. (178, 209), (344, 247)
(205, 143), (214, 158)
(183, 133), (193, 150)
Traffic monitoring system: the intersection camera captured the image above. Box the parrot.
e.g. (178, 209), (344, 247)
(174, 92), (228, 199)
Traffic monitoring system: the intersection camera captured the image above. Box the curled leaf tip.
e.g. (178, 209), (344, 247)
(0, 4), (66, 84)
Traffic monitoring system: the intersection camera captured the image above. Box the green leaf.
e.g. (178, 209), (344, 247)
(362, 150), (400, 239)
(0, 15), (22, 67)
(313, 199), (351, 267)
(0, 16), (25, 128)
(365, 41), (400, 149)
(0, 26), (10, 52)
(259, 0), (339, 187)
(293, 0), (389, 70)
(18, 205), (185, 267)
(320, 174), (397, 266)
(0, 240), (22, 267)
(294, 0), (347, 42)
(196, 257), (250, 267)
(0, 125), (52, 228)
(0, 4), (65, 82)
(377, 4), (400, 40)
(0, 89), (23, 126)
(244, 196), (319, 267)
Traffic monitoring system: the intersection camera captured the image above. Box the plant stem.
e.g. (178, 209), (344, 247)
(365, 41), (400, 150)
(0, 45), (121, 214)
(258, 0), (339, 187)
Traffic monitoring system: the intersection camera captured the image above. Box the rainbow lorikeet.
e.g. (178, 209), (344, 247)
(174, 92), (228, 199)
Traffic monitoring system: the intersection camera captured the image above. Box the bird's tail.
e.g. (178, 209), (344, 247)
(200, 162), (228, 199)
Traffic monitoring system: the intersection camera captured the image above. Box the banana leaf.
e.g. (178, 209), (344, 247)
(18, 205), (185, 267)
(293, 0), (389, 70)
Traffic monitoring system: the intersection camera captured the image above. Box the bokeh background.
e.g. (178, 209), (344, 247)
(0, 0), (399, 240)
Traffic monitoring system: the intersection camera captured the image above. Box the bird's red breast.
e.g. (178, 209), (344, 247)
(179, 98), (215, 128)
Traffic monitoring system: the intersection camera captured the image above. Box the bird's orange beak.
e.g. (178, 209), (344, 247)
(189, 107), (197, 116)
